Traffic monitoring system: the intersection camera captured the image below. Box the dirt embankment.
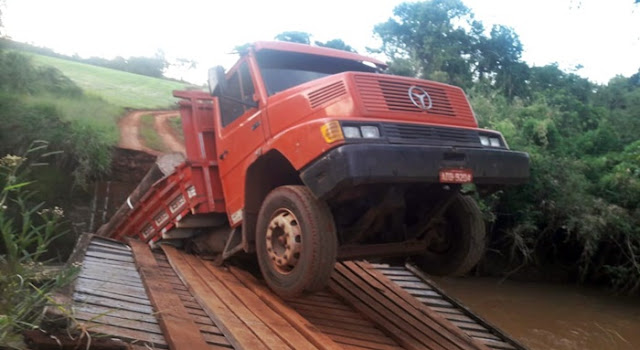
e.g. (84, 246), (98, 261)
(118, 110), (185, 155)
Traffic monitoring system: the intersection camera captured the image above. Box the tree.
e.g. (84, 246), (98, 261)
(475, 25), (528, 99)
(374, 0), (481, 88)
(274, 31), (311, 44)
(126, 56), (166, 78)
(315, 39), (357, 53)
(374, 1), (531, 96)
(234, 43), (251, 54)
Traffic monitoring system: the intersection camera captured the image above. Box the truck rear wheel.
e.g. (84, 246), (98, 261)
(414, 194), (486, 276)
(256, 185), (337, 297)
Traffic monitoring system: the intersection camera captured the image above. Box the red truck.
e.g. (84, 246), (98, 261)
(100, 41), (529, 297)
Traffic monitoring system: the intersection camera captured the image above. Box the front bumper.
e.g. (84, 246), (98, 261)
(300, 144), (530, 199)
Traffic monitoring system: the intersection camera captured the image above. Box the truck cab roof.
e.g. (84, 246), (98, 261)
(250, 41), (388, 70)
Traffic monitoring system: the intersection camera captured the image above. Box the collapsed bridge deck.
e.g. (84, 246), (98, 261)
(43, 235), (525, 350)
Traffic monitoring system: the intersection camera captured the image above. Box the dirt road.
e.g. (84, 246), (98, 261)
(154, 112), (185, 154)
(118, 110), (184, 155)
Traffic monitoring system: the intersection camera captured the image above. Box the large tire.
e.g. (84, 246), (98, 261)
(256, 185), (337, 297)
(414, 194), (486, 276)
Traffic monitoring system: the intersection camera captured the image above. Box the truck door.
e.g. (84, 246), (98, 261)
(215, 59), (265, 224)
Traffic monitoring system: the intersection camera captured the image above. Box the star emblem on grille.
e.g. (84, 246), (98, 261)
(408, 86), (433, 111)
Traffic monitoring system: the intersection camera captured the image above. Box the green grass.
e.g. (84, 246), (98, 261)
(168, 116), (185, 143)
(24, 93), (121, 144)
(27, 53), (192, 109)
(139, 114), (167, 152)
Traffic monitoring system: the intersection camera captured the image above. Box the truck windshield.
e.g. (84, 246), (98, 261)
(256, 49), (378, 96)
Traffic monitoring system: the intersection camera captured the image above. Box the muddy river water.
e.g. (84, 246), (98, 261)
(432, 277), (640, 350)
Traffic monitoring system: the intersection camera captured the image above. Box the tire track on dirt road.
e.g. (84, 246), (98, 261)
(118, 110), (185, 155)
(154, 112), (185, 154)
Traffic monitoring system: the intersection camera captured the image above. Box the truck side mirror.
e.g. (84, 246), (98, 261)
(208, 66), (226, 97)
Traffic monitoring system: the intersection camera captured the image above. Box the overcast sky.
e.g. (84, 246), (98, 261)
(3, 0), (639, 84)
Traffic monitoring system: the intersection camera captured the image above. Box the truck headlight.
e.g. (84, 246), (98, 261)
(322, 122), (382, 143)
(479, 134), (504, 148)
(360, 126), (380, 138)
(342, 125), (381, 139)
(342, 126), (362, 138)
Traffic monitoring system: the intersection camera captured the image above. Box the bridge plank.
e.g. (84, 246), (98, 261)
(202, 261), (317, 349)
(129, 240), (210, 350)
(338, 264), (449, 349)
(163, 245), (268, 350)
(329, 272), (426, 350)
(80, 321), (168, 348)
(332, 261), (486, 350)
(351, 261), (487, 350)
(230, 266), (343, 350)
(72, 303), (159, 324)
(184, 254), (289, 349)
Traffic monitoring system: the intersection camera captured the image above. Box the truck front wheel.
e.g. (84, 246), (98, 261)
(256, 185), (337, 297)
(414, 194), (486, 276)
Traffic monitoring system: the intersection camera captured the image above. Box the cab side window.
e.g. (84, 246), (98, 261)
(220, 61), (256, 127)
(240, 63), (255, 102)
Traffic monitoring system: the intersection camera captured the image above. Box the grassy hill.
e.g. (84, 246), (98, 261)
(28, 53), (194, 109)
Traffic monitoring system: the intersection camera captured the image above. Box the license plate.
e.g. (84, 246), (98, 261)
(439, 169), (473, 183)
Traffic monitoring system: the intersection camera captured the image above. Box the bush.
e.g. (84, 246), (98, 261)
(0, 93), (116, 187)
(473, 75), (640, 293)
(0, 52), (81, 96)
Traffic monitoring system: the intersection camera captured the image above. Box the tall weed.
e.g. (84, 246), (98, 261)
(0, 145), (79, 348)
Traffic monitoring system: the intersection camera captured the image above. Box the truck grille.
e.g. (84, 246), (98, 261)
(382, 123), (480, 147)
(355, 75), (456, 116)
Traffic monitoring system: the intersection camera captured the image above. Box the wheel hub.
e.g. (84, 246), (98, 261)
(266, 209), (302, 274)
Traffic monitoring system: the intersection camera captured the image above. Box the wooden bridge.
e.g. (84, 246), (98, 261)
(37, 235), (526, 350)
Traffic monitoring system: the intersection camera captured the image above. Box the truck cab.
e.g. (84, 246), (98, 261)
(101, 41), (528, 297)
(202, 41), (529, 296)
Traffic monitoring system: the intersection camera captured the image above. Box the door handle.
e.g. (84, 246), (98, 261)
(219, 150), (229, 160)
(251, 121), (261, 131)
